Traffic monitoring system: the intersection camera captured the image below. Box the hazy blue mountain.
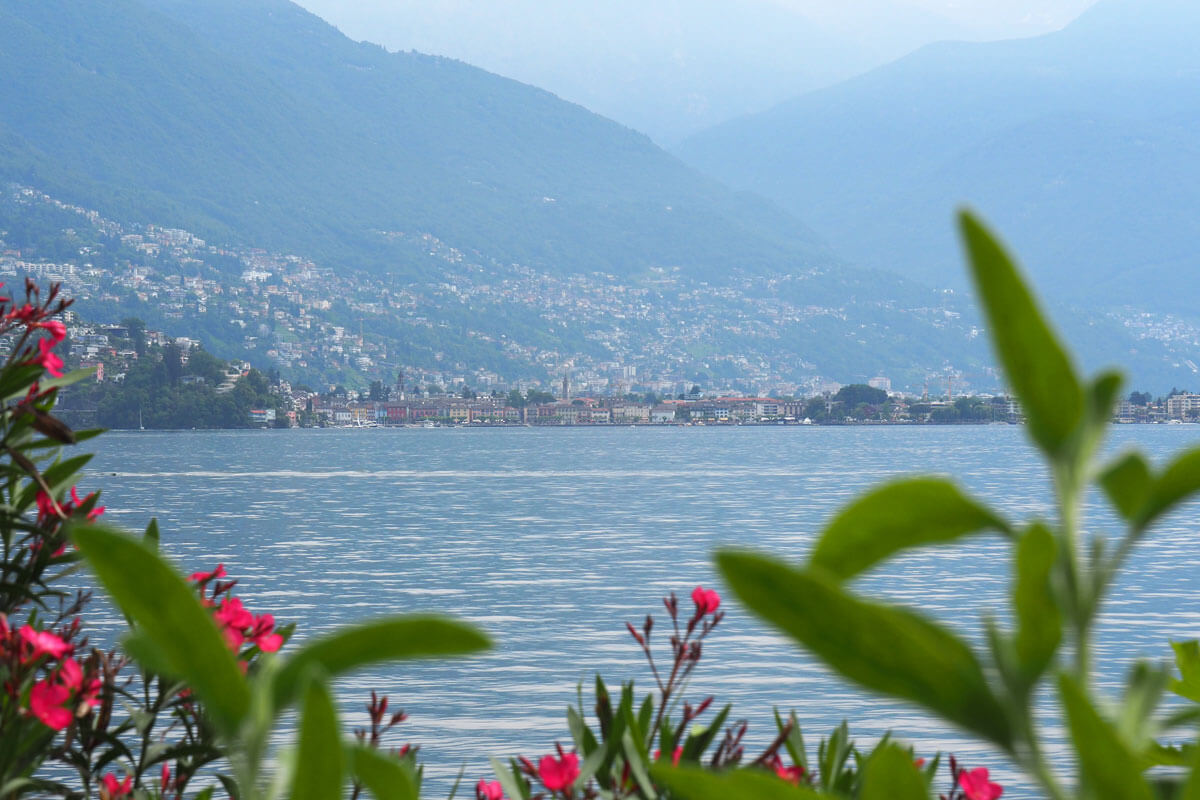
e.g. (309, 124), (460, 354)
(0, 0), (832, 283)
(675, 0), (1200, 311)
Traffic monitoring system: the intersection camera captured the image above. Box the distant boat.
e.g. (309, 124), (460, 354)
(139, 409), (144, 430)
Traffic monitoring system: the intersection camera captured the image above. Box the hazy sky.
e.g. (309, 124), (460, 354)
(294, 0), (1102, 142)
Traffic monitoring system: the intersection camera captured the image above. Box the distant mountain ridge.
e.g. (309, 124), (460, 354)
(674, 0), (1200, 311)
(0, 0), (832, 283)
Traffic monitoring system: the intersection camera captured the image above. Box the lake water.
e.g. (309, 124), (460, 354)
(82, 425), (1200, 798)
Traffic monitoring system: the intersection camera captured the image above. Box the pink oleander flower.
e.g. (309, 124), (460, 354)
(690, 585), (720, 615)
(959, 767), (1003, 800)
(773, 761), (804, 785)
(161, 762), (173, 792)
(476, 779), (504, 800)
(18, 625), (72, 661)
(538, 752), (579, 792)
(190, 564), (227, 584)
(35, 337), (64, 378)
(39, 319), (67, 343)
(70, 487), (105, 521)
(653, 746), (683, 767)
(58, 657), (101, 708)
(101, 773), (133, 799)
(30, 679), (73, 730)
(215, 597), (254, 638)
(6, 303), (37, 323)
(249, 613), (283, 653)
(35, 490), (59, 522)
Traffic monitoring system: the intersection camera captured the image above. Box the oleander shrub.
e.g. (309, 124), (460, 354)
(652, 211), (1200, 800)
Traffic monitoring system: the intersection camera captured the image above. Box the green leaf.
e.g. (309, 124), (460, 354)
(566, 706), (599, 757)
(717, 551), (1013, 749)
(775, 709), (807, 771)
(489, 757), (529, 800)
(1143, 741), (1194, 769)
(1118, 661), (1169, 749)
(71, 524), (249, 732)
(36, 367), (98, 392)
(347, 744), (418, 800)
(272, 616), (489, 711)
(622, 730), (657, 799)
(1013, 523), (1061, 683)
(680, 703), (730, 763)
(810, 478), (1007, 580)
(861, 743), (929, 800)
(292, 679), (345, 800)
(1086, 370), (1124, 432)
(650, 765), (821, 800)
(121, 631), (174, 677)
(0, 364), (50, 400)
(1169, 641), (1200, 703)
(143, 518), (160, 550)
(1137, 448), (1200, 531)
(637, 693), (654, 747)
(1100, 452), (1153, 521)
(1183, 736), (1200, 800)
(817, 721), (852, 794)
(1058, 673), (1153, 800)
(958, 210), (1083, 457)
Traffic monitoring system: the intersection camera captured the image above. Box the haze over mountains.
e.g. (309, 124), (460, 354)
(296, 0), (1097, 145)
(1, 0), (1197, 392)
(676, 0), (1200, 312)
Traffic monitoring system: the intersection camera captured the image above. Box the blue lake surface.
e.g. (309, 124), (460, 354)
(81, 425), (1200, 798)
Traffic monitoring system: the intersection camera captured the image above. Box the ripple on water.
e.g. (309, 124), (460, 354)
(79, 425), (1200, 799)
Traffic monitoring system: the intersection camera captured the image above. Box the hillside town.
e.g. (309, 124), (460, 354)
(43, 311), (1200, 429)
(7, 183), (1200, 423)
(0, 184), (1087, 399)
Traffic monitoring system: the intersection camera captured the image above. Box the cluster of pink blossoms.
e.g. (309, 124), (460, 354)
(0, 616), (100, 731)
(190, 565), (283, 655)
(956, 766), (1003, 800)
(100, 772), (133, 799)
(0, 279), (70, 380)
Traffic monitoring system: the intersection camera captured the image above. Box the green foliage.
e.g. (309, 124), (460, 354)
(72, 526), (250, 731)
(808, 478), (1007, 580)
(651, 765), (822, 799)
(832, 384), (887, 408)
(860, 744), (929, 800)
(700, 211), (1200, 800)
(66, 345), (283, 429)
(718, 553), (1013, 749)
(70, 523), (489, 800)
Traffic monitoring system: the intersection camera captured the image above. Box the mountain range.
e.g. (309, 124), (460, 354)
(1, 0), (1198, 392)
(0, 0), (835, 285)
(676, 0), (1200, 312)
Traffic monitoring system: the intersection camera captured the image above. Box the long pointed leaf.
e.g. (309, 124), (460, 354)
(651, 765), (821, 799)
(292, 679), (345, 800)
(861, 743), (929, 800)
(810, 478), (1006, 580)
(1013, 523), (1061, 684)
(1137, 448), (1200, 532)
(1058, 673), (1153, 800)
(958, 210), (1083, 457)
(1100, 452), (1153, 522)
(718, 550), (1013, 749)
(348, 744), (419, 800)
(272, 616), (489, 711)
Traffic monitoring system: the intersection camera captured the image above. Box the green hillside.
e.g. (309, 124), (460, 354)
(0, 0), (830, 282)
